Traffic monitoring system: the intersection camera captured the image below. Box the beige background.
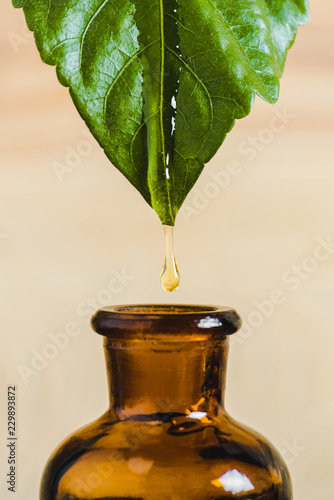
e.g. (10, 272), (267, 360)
(1, 1), (333, 498)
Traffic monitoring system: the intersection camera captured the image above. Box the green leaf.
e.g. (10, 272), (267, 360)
(13, 0), (309, 225)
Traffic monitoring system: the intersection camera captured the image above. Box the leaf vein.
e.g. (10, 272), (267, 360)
(166, 47), (214, 144)
(79, 0), (109, 73)
(50, 37), (80, 55)
(166, 13), (196, 34)
(103, 39), (159, 123)
(206, 0), (277, 89)
(45, 0), (51, 24)
(130, 110), (159, 178)
(210, 95), (246, 114)
(176, 108), (190, 133)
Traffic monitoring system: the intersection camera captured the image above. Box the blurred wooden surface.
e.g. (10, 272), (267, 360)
(1, 2), (334, 499)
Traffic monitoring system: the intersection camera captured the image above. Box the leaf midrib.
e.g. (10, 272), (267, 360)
(158, 0), (173, 220)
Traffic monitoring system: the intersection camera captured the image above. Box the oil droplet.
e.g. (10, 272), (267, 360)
(160, 225), (180, 292)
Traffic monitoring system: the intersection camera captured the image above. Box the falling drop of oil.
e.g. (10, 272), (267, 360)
(160, 225), (180, 292)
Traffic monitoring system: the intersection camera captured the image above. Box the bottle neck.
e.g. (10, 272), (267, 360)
(104, 338), (229, 420)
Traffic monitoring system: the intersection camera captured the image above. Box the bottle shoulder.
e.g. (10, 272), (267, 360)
(41, 412), (292, 500)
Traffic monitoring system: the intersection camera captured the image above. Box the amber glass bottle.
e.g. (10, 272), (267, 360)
(40, 305), (292, 499)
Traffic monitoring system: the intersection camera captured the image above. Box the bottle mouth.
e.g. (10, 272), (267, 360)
(114, 305), (219, 314)
(91, 304), (242, 340)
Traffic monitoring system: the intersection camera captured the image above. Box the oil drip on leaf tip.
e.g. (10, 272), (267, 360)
(160, 225), (180, 292)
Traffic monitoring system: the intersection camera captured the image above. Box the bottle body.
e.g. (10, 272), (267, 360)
(41, 410), (291, 499)
(40, 305), (292, 499)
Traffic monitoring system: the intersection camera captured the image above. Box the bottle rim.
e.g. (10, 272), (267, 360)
(91, 304), (242, 340)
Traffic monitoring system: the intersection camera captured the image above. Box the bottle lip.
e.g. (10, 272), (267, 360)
(91, 304), (242, 340)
